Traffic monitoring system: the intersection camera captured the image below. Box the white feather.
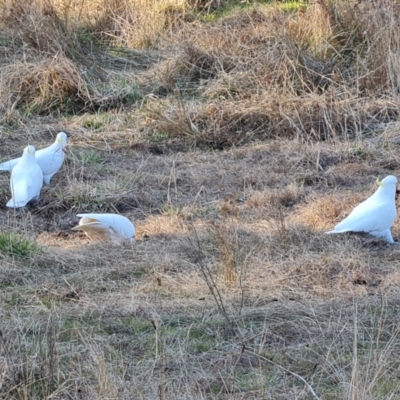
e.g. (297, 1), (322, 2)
(326, 175), (397, 243)
(6, 145), (43, 208)
(72, 213), (135, 244)
(0, 132), (67, 184)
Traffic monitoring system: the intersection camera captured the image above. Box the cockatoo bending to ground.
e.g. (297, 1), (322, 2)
(0, 132), (67, 184)
(72, 213), (135, 245)
(326, 175), (397, 244)
(6, 145), (43, 208)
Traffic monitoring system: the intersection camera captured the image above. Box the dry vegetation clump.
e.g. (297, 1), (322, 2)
(48, 177), (139, 212)
(0, 56), (93, 115)
(140, 2), (400, 149)
(0, 0), (108, 76)
(136, 213), (189, 238)
(0, 0), (189, 50)
(334, 0), (400, 93)
(0, 0), (151, 118)
(1, 0), (400, 144)
(291, 192), (367, 231)
(285, 0), (333, 58)
(246, 184), (302, 209)
(88, 0), (190, 48)
(2, 295), (400, 399)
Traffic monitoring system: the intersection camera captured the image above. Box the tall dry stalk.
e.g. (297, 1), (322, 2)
(184, 226), (234, 331)
(210, 219), (238, 287)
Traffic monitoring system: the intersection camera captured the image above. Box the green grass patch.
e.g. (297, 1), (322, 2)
(5, 290), (25, 306)
(200, 0), (305, 22)
(132, 268), (148, 278)
(68, 148), (102, 164)
(115, 78), (143, 105)
(63, 192), (109, 210)
(187, 335), (216, 353)
(277, 1), (306, 12)
(149, 130), (169, 143)
(82, 114), (110, 130)
(0, 231), (40, 258)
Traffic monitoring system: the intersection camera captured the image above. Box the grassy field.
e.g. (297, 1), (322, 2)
(1, 0), (400, 398)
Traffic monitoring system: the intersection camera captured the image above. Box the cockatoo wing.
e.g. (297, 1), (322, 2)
(6, 179), (31, 207)
(36, 146), (65, 184)
(72, 220), (114, 242)
(0, 158), (19, 171)
(6, 156), (43, 208)
(333, 199), (396, 233)
(34, 132), (67, 184)
(326, 175), (397, 244)
(72, 213), (135, 244)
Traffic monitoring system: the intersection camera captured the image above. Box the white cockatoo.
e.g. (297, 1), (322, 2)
(326, 175), (397, 243)
(0, 132), (67, 184)
(6, 145), (43, 208)
(72, 213), (135, 244)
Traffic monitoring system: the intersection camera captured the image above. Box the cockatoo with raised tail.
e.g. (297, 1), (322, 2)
(6, 145), (43, 208)
(72, 213), (135, 244)
(0, 132), (67, 184)
(326, 175), (397, 243)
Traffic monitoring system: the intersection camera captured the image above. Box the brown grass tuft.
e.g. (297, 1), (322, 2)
(136, 214), (189, 238)
(286, 0), (333, 59)
(142, 1), (400, 149)
(88, 0), (190, 48)
(247, 184), (303, 210)
(0, 56), (91, 114)
(291, 192), (367, 231)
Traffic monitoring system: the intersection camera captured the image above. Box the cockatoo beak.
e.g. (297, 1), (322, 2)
(62, 145), (70, 153)
(376, 178), (385, 187)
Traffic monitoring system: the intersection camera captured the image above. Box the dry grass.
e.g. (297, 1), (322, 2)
(139, 2), (400, 149)
(2, 0), (400, 398)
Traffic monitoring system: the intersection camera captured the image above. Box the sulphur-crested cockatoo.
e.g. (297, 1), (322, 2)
(326, 175), (397, 243)
(0, 132), (67, 184)
(6, 145), (43, 208)
(72, 213), (135, 244)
